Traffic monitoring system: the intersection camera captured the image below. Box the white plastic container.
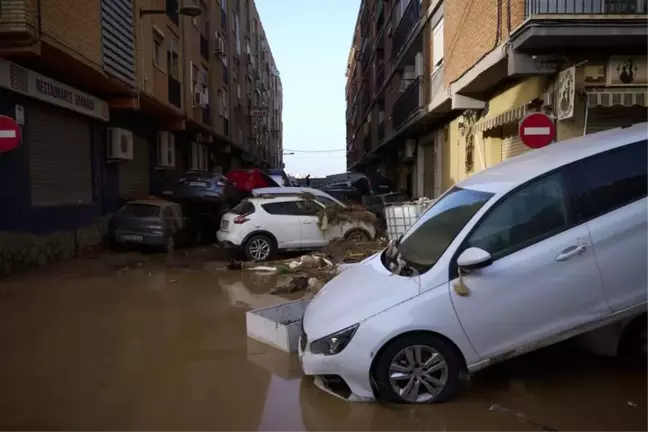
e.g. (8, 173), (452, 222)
(246, 299), (311, 353)
(384, 199), (436, 241)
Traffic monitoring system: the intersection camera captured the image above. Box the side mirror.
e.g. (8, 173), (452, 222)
(457, 247), (492, 270)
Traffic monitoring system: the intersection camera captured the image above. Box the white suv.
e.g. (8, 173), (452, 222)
(217, 196), (376, 261)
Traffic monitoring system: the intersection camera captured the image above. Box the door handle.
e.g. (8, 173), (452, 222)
(555, 245), (586, 261)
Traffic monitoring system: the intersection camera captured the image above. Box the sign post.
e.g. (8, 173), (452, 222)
(0, 115), (21, 153)
(518, 112), (556, 149)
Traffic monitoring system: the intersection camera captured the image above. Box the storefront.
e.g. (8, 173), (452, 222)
(0, 59), (109, 273)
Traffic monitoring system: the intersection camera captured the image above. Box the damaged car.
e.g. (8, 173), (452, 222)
(299, 123), (648, 404)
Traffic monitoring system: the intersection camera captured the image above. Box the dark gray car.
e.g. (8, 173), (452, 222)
(171, 172), (239, 204)
(107, 200), (194, 252)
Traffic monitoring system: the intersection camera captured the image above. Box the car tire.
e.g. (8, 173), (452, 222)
(345, 228), (370, 242)
(373, 334), (463, 404)
(243, 234), (276, 262)
(618, 314), (647, 367)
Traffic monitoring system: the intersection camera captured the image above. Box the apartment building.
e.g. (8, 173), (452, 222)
(0, 0), (282, 273)
(346, 0), (647, 198)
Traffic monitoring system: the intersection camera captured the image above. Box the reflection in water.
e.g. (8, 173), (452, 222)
(0, 253), (644, 431)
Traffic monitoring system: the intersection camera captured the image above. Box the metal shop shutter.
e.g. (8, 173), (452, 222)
(119, 135), (150, 200)
(28, 103), (92, 206)
(586, 106), (647, 135)
(500, 123), (530, 161)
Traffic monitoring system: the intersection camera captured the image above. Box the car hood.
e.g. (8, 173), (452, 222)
(303, 252), (420, 340)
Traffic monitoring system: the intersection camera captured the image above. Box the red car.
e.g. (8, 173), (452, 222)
(225, 168), (280, 194)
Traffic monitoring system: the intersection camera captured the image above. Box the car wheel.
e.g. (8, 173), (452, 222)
(373, 334), (462, 404)
(244, 234), (275, 262)
(618, 315), (647, 367)
(345, 229), (370, 243)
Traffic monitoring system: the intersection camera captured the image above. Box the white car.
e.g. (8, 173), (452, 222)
(299, 123), (648, 404)
(217, 195), (376, 261)
(251, 186), (346, 208)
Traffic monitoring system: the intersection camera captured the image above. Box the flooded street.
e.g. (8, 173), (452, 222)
(0, 253), (645, 431)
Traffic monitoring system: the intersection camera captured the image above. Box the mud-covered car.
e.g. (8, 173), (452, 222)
(107, 200), (196, 252)
(171, 172), (239, 205)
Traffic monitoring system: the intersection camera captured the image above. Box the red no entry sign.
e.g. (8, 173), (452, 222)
(0, 115), (21, 153)
(518, 113), (555, 149)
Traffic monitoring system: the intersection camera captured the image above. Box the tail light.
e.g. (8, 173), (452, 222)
(234, 215), (250, 224)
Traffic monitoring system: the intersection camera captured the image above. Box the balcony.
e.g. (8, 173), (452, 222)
(512, 0), (648, 51)
(168, 76), (182, 109)
(166, 0), (179, 25)
(0, 0), (39, 45)
(391, 0), (421, 60)
(200, 34), (209, 61)
(392, 77), (421, 131)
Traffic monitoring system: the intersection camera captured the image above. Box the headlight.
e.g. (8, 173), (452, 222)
(309, 324), (359, 356)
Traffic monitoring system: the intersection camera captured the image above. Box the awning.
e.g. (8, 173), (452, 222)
(587, 90), (648, 108)
(472, 104), (528, 134)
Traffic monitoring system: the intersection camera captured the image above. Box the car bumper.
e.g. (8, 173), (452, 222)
(113, 231), (166, 247)
(216, 230), (246, 248)
(298, 332), (376, 402)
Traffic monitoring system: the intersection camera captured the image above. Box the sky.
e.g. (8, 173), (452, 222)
(255, 0), (361, 178)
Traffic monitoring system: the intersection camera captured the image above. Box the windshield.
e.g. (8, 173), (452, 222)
(119, 203), (161, 217)
(397, 187), (494, 269)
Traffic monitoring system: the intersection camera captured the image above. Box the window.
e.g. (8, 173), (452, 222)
(316, 196), (343, 208)
(567, 141), (647, 223)
(153, 30), (165, 70)
(398, 187), (494, 268)
(467, 173), (568, 259)
(167, 34), (180, 79)
(191, 62), (199, 93)
(432, 18), (444, 72)
(200, 67), (208, 100)
(232, 199), (255, 215)
(262, 201), (301, 215)
(235, 14), (241, 55)
(119, 203), (161, 217)
(221, 90), (229, 119)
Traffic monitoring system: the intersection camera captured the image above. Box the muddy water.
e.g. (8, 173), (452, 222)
(0, 253), (645, 431)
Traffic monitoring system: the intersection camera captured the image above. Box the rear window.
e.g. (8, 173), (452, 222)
(231, 200), (256, 215)
(119, 204), (161, 217)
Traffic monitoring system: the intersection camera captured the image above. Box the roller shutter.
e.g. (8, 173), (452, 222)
(586, 106), (647, 135)
(501, 123), (531, 161)
(28, 103), (92, 206)
(118, 135), (150, 200)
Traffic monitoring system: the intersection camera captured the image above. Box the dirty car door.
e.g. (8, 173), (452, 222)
(450, 172), (610, 360)
(295, 200), (327, 248)
(259, 201), (303, 248)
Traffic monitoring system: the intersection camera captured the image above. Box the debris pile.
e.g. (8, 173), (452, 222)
(317, 205), (377, 231)
(229, 238), (389, 297)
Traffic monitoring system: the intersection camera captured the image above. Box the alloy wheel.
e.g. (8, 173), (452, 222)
(248, 238), (270, 261)
(388, 345), (449, 403)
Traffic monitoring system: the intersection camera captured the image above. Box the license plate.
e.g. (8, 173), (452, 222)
(122, 234), (143, 242)
(188, 181), (207, 187)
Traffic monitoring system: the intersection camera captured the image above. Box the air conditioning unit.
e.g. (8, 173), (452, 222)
(156, 131), (175, 168)
(106, 127), (134, 160)
(214, 36), (225, 55)
(193, 91), (207, 107)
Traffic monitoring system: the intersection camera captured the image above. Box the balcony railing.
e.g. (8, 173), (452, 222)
(166, 0), (179, 25)
(526, 0), (648, 15)
(168, 76), (182, 108)
(200, 34), (209, 60)
(392, 76), (420, 131)
(429, 63), (444, 101)
(391, 0), (421, 60)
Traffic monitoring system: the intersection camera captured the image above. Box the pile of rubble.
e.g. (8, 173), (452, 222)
(228, 238), (388, 298)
